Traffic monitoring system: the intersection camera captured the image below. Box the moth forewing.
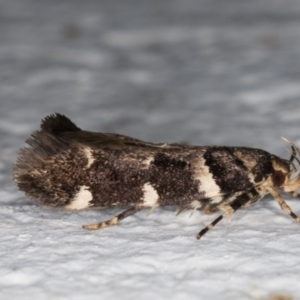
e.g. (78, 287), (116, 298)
(13, 113), (300, 240)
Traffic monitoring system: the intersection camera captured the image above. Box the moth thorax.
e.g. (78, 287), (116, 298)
(271, 156), (290, 188)
(272, 170), (285, 187)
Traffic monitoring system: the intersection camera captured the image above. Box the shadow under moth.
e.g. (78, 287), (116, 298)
(13, 113), (300, 239)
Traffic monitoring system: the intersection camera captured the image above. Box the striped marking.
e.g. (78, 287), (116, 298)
(194, 156), (221, 198)
(141, 156), (154, 169)
(66, 185), (93, 210)
(84, 147), (95, 168)
(142, 183), (159, 207)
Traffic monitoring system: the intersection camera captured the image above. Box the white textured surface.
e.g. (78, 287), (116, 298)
(1, 1), (300, 299)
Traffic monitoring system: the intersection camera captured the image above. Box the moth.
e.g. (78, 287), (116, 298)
(13, 113), (300, 239)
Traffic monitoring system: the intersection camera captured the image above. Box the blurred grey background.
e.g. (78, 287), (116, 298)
(1, 0), (300, 150)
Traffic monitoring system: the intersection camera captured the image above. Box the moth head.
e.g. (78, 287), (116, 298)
(272, 138), (300, 192)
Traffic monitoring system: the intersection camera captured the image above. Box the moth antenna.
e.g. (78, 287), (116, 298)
(282, 137), (300, 159)
(287, 146), (300, 168)
(281, 136), (292, 144)
(282, 138), (300, 180)
(282, 142), (300, 192)
(285, 147), (294, 162)
(292, 154), (300, 167)
(285, 147), (295, 163)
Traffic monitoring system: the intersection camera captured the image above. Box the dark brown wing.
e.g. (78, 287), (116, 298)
(41, 113), (187, 151)
(14, 113), (196, 208)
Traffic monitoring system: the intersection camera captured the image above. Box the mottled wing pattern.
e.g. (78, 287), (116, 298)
(14, 113), (300, 239)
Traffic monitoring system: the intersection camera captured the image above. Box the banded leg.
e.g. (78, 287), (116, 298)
(197, 194), (251, 240)
(269, 188), (300, 223)
(197, 214), (225, 239)
(83, 207), (141, 230)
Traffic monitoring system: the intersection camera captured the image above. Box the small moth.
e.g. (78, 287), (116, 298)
(13, 113), (300, 239)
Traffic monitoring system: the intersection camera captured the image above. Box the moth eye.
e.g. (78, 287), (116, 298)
(272, 170), (285, 187)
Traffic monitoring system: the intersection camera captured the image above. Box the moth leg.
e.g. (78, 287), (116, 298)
(269, 188), (300, 223)
(197, 194), (250, 240)
(83, 207), (141, 230)
(289, 191), (300, 199)
(196, 213), (226, 240)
